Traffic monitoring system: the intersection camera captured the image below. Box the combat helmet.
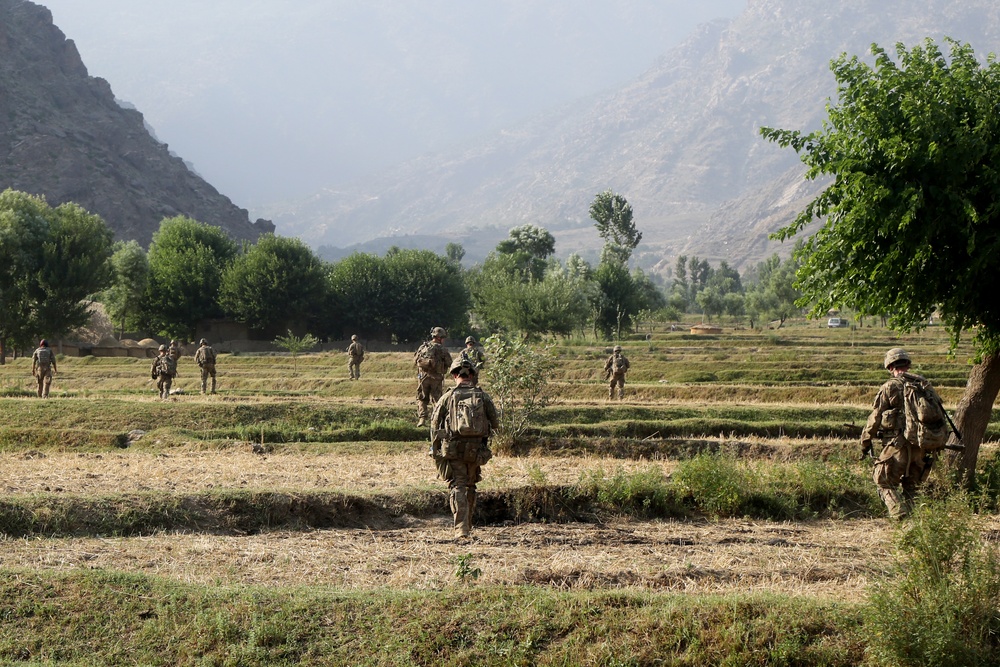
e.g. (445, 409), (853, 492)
(613, 345), (622, 352)
(465, 336), (477, 345)
(430, 327), (447, 339)
(884, 348), (911, 369)
(199, 338), (208, 345)
(351, 334), (358, 340)
(449, 358), (477, 376)
(158, 344), (168, 352)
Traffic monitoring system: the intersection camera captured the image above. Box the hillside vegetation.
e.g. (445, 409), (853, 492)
(0, 320), (997, 665)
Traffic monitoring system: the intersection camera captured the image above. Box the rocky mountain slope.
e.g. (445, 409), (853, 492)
(270, 0), (1000, 271)
(0, 0), (272, 246)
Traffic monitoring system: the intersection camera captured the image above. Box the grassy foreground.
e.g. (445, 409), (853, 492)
(0, 569), (866, 666)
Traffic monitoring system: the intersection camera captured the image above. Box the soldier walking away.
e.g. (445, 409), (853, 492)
(414, 326), (453, 427)
(168, 339), (183, 362)
(347, 334), (365, 380)
(150, 344), (177, 399)
(31, 339), (57, 398)
(194, 338), (217, 394)
(460, 336), (486, 372)
(431, 358), (499, 540)
(860, 348), (957, 520)
(604, 345), (630, 400)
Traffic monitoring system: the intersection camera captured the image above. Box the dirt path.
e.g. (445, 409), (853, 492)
(0, 517), (905, 600)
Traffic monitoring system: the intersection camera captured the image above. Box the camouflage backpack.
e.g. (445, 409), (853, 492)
(447, 385), (489, 438)
(897, 374), (950, 451)
(35, 347), (54, 369)
(162, 355), (177, 377)
(414, 342), (436, 373)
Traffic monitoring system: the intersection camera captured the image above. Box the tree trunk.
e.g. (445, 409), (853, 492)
(0, 338), (5, 365)
(946, 353), (1000, 486)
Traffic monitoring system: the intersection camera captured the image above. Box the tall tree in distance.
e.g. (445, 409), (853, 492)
(589, 190), (642, 265)
(101, 241), (150, 338)
(761, 39), (1000, 482)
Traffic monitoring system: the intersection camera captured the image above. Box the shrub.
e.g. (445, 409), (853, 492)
(482, 333), (555, 454)
(865, 495), (1000, 666)
(672, 454), (749, 517)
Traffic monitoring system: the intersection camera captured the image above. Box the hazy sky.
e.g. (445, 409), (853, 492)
(40, 1), (746, 209)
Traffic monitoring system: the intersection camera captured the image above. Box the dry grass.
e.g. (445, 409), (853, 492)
(0, 516), (922, 600)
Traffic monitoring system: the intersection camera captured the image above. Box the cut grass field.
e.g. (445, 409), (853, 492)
(0, 321), (994, 665)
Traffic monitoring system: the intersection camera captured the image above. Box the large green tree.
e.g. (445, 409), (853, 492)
(589, 190), (642, 265)
(100, 240), (150, 338)
(219, 234), (327, 336)
(761, 39), (1000, 481)
(0, 190), (113, 359)
(142, 216), (238, 339)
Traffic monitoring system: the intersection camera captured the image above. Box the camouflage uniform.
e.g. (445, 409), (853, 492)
(194, 339), (217, 394)
(347, 335), (364, 380)
(31, 341), (57, 398)
(168, 340), (182, 362)
(431, 359), (499, 538)
(460, 336), (486, 372)
(860, 348), (935, 519)
(415, 327), (453, 426)
(604, 346), (630, 399)
(150, 345), (177, 399)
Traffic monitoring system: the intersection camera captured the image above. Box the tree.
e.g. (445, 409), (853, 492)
(142, 216), (238, 339)
(760, 39), (1000, 482)
(381, 249), (469, 342)
(0, 190), (114, 360)
(101, 241), (150, 338)
(445, 242), (465, 265)
(590, 190), (642, 265)
(273, 330), (319, 372)
(219, 234), (327, 336)
(326, 252), (390, 339)
(481, 333), (556, 453)
(495, 224), (556, 281)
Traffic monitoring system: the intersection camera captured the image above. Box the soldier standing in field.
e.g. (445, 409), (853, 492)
(431, 358), (499, 540)
(168, 339), (182, 362)
(460, 336), (486, 372)
(860, 348), (954, 520)
(347, 334), (364, 380)
(604, 345), (630, 400)
(414, 326), (452, 427)
(151, 344), (177, 399)
(194, 338), (217, 394)
(31, 339), (57, 398)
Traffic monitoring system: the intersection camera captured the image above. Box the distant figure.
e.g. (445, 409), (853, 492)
(347, 334), (365, 380)
(168, 339), (182, 362)
(603, 345), (630, 400)
(431, 358), (499, 540)
(860, 348), (953, 519)
(413, 327), (453, 427)
(194, 338), (217, 394)
(31, 339), (57, 398)
(460, 336), (486, 372)
(151, 344), (177, 399)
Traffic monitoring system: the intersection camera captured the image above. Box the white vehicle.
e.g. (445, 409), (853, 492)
(827, 317), (848, 328)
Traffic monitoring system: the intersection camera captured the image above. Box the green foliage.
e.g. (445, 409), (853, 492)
(590, 190), (642, 265)
(494, 224), (555, 281)
(761, 39), (1000, 342)
(328, 249), (468, 342)
(866, 496), (1000, 666)
(142, 216), (238, 338)
(100, 240), (149, 337)
(672, 454), (749, 518)
(272, 330), (319, 371)
(454, 553), (482, 581)
(743, 252), (803, 328)
(0, 190), (114, 352)
(482, 333), (556, 452)
(219, 234), (327, 335)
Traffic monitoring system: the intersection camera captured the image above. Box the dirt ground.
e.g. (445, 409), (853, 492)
(0, 517), (906, 600)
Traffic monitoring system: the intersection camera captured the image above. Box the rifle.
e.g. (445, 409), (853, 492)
(934, 395), (965, 451)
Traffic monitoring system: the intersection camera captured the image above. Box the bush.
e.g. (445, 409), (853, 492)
(672, 454), (749, 517)
(482, 333), (555, 454)
(865, 495), (1000, 666)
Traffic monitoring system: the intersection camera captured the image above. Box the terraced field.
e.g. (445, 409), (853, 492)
(0, 321), (995, 665)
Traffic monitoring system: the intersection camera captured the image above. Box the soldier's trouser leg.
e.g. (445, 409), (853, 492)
(35, 374), (43, 398)
(200, 367), (209, 394)
(42, 374), (51, 398)
(449, 462), (480, 537)
(616, 377), (625, 400)
(873, 443), (917, 519)
(211, 371), (216, 394)
(608, 379), (615, 399)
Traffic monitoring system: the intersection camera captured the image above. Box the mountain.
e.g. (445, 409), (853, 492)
(0, 0), (273, 246)
(270, 0), (1000, 271)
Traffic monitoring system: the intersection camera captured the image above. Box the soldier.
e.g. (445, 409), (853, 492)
(346, 334), (364, 380)
(860, 348), (950, 520)
(414, 326), (453, 427)
(194, 338), (217, 394)
(460, 335), (486, 372)
(150, 343), (177, 399)
(431, 358), (499, 540)
(603, 344), (630, 400)
(168, 339), (182, 362)
(30, 339), (57, 398)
